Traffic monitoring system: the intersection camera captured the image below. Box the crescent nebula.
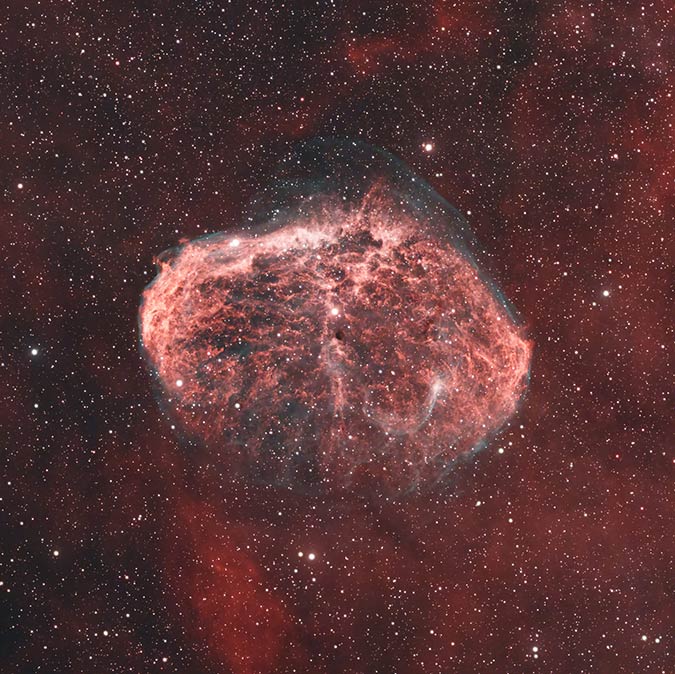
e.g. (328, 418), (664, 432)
(139, 140), (532, 494)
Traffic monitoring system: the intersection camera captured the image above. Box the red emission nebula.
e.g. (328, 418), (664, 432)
(139, 161), (531, 494)
(4, 3), (675, 673)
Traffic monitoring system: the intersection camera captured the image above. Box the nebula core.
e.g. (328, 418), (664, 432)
(139, 142), (531, 493)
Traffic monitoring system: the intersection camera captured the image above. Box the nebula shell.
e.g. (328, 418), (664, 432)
(139, 140), (531, 494)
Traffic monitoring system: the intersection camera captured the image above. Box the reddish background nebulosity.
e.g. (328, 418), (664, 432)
(0, 2), (673, 673)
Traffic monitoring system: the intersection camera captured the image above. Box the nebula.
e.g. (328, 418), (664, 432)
(139, 140), (531, 493)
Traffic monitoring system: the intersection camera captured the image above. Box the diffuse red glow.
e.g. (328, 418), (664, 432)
(139, 186), (531, 492)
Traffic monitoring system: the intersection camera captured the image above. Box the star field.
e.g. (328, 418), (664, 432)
(1, 2), (673, 673)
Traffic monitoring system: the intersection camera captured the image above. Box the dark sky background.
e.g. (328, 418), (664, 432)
(1, 1), (673, 673)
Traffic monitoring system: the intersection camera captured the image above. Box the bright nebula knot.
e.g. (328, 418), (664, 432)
(139, 139), (531, 494)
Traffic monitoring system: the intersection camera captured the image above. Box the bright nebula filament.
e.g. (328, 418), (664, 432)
(139, 140), (531, 493)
